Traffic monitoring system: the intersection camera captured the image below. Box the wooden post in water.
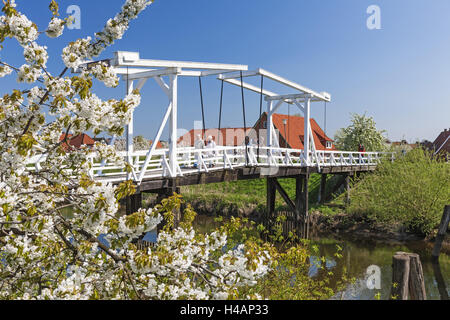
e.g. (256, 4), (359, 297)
(391, 252), (410, 300)
(432, 259), (449, 300)
(432, 205), (450, 260)
(408, 253), (427, 300)
(390, 252), (427, 300)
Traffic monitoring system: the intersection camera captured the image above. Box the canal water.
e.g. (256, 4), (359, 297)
(190, 215), (450, 300)
(308, 237), (449, 300)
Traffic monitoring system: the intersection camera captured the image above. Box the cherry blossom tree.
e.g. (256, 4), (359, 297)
(0, 0), (273, 300)
(334, 113), (388, 152)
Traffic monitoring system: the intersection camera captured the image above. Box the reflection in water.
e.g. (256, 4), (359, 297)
(432, 260), (449, 300)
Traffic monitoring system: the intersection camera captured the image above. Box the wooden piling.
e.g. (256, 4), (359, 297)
(266, 178), (276, 220)
(295, 176), (304, 223)
(408, 253), (427, 300)
(303, 172), (310, 239)
(125, 192), (142, 215)
(390, 252), (427, 300)
(344, 174), (351, 206)
(432, 205), (450, 260)
(391, 252), (410, 300)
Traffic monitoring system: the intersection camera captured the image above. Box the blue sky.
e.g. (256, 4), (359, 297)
(1, 0), (450, 143)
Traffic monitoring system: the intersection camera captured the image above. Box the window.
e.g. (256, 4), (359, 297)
(326, 141), (333, 149)
(263, 121), (267, 129)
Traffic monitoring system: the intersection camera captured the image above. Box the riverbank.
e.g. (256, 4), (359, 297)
(153, 195), (450, 255)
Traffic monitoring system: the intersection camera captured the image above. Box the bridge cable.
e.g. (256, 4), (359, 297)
(198, 77), (207, 140)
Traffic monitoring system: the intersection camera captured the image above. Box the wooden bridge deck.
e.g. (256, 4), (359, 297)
(96, 164), (378, 193)
(85, 146), (392, 191)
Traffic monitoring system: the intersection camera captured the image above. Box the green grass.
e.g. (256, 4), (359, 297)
(181, 173), (345, 215)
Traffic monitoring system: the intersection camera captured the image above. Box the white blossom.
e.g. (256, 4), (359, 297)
(24, 42), (49, 67)
(0, 0), (274, 301)
(90, 63), (119, 88)
(17, 64), (42, 83)
(2, 12), (38, 44)
(0, 64), (13, 77)
(46, 17), (65, 38)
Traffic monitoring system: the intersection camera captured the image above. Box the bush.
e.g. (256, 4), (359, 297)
(348, 148), (450, 235)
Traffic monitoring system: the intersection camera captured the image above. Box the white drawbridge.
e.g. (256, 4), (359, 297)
(27, 51), (394, 185)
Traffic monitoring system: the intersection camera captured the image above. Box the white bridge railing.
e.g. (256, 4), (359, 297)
(26, 147), (395, 184)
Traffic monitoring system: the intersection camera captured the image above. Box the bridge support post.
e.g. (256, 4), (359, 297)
(295, 176), (303, 221)
(263, 174), (312, 239)
(266, 178), (276, 222)
(302, 172), (310, 239)
(344, 173), (351, 206)
(125, 192), (142, 216)
(265, 175), (310, 239)
(318, 173), (327, 204)
(294, 174), (310, 239)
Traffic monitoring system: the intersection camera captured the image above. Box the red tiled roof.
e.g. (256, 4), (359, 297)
(59, 133), (96, 151)
(177, 128), (252, 147)
(433, 129), (450, 154)
(149, 140), (164, 149)
(254, 113), (335, 151)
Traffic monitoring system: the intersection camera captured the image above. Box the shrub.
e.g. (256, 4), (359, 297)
(348, 148), (450, 235)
